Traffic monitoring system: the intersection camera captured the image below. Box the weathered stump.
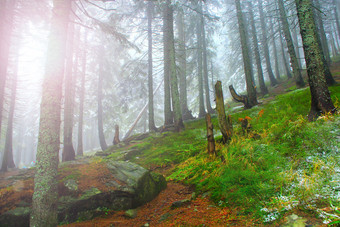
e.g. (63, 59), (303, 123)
(113, 125), (120, 145)
(205, 113), (215, 155)
(215, 81), (233, 143)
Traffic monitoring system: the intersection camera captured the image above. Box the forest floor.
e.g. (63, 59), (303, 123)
(60, 62), (340, 227)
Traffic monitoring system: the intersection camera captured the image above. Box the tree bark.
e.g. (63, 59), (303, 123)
(333, 0), (340, 42)
(278, 19), (293, 79)
(30, 0), (71, 226)
(258, 0), (278, 87)
(235, 0), (258, 108)
(248, 1), (268, 95)
(97, 46), (108, 151)
(270, 17), (281, 80)
(164, 0), (184, 131)
(215, 81), (233, 143)
(278, 0), (305, 88)
(113, 125), (120, 145)
(295, 0), (336, 121)
(205, 113), (215, 155)
(62, 22), (76, 162)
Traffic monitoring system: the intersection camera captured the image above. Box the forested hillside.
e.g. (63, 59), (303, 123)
(0, 0), (339, 226)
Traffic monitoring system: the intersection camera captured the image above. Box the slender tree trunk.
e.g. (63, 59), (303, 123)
(278, 0), (305, 87)
(147, 1), (157, 131)
(163, 2), (173, 126)
(270, 18), (281, 80)
(333, 0), (340, 41)
(1, 47), (18, 172)
(0, 0), (15, 138)
(177, 8), (194, 121)
(235, 0), (257, 108)
(200, 2), (214, 114)
(77, 29), (87, 156)
(295, 0), (336, 121)
(164, 0), (184, 131)
(278, 20), (293, 79)
(330, 31), (339, 57)
(62, 22), (76, 162)
(30, 0), (71, 226)
(292, 24), (303, 69)
(196, 1), (206, 118)
(215, 81), (233, 143)
(248, 1), (268, 95)
(258, 0), (278, 86)
(97, 46), (108, 151)
(314, 0), (331, 65)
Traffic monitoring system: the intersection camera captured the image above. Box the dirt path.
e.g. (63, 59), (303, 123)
(61, 182), (253, 227)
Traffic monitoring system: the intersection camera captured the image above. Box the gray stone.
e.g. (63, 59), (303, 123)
(171, 199), (191, 209)
(125, 209), (138, 218)
(282, 214), (307, 227)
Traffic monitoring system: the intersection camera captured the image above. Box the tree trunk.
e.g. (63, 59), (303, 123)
(113, 125), (120, 145)
(278, 19), (293, 79)
(77, 29), (87, 157)
(147, 1), (157, 132)
(97, 46), (108, 151)
(177, 8), (194, 121)
(248, 1), (268, 95)
(196, 1), (206, 118)
(62, 22), (76, 162)
(205, 113), (215, 155)
(333, 0), (340, 41)
(0, 0), (15, 138)
(295, 0), (336, 121)
(215, 81), (233, 143)
(164, 0), (184, 131)
(229, 85), (252, 109)
(270, 17), (281, 80)
(1, 46), (18, 172)
(258, 0), (278, 87)
(200, 2), (214, 114)
(30, 0), (71, 226)
(278, 0), (305, 88)
(235, 0), (257, 108)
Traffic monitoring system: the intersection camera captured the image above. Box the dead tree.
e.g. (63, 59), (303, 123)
(113, 125), (120, 145)
(229, 85), (252, 109)
(205, 113), (215, 155)
(215, 81), (233, 143)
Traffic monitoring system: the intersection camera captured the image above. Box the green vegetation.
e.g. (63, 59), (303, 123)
(105, 84), (340, 224)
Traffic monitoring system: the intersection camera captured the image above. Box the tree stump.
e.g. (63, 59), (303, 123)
(205, 113), (215, 155)
(215, 81), (233, 143)
(113, 125), (120, 145)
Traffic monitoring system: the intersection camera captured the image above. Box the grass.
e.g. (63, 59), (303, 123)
(103, 81), (340, 224)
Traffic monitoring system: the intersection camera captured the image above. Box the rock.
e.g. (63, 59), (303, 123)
(282, 214), (307, 227)
(171, 199), (191, 209)
(125, 209), (138, 218)
(0, 160), (167, 226)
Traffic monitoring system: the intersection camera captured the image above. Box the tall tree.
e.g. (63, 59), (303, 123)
(200, 2), (214, 114)
(235, 0), (258, 108)
(278, 19), (293, 79)
(147, 0), (157, 131)
(278, 0), (305, 87)
(1, 48), (18, 172)
(295, 0), (336, 121)
(333, 0), (340, 41)
(258, 0), (278, 86)
(97, 45), (108, 151)
(77, 29), (87, 156)
(30, 0), (71, 226)
(62, 22), (76, 162)
(0, 0), (16, 137)
(269, 17), (281, 80)
(163, 0), (184, 131)
(195, 0), (206, 118)
(177, 7), (194, 120)
(248, 1), (268, 95)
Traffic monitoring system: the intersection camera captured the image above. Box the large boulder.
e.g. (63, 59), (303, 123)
(0, 160), (166, 226)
